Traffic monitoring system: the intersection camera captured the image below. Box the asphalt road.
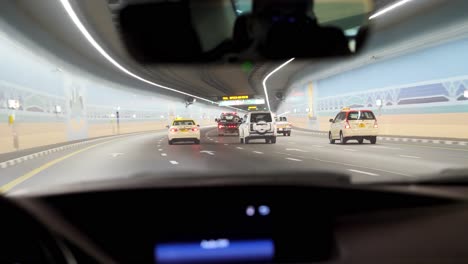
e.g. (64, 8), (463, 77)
(2, 127), (468, 195)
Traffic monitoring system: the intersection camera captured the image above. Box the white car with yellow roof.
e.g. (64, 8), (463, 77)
(167, 118), (201, 145)
(329, 107), (379, 144)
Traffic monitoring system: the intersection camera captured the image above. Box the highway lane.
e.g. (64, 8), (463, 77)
(1, 127), (468, 195)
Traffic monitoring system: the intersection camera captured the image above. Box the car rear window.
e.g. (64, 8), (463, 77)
(250, 113), (272, 123)
(221, 115), (240, 122)
(347, 111), (375, 120)
(173, 120), (195, 126)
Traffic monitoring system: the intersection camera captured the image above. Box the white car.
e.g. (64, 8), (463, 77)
(329, 108), (378, 144)
(275, 116), (291, 136)
(167, 119), (201, 145)
(239, 111), (277, 144)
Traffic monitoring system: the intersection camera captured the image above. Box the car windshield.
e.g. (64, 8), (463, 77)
(347, 111), (375, 120)
(174, 121), (195, 126)
(251, 113), (273, 123)
(1, 0), (468, 196)
(221, 115), (236, 121)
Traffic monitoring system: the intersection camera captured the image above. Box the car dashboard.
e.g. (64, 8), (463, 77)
(3, 173), (468, 263)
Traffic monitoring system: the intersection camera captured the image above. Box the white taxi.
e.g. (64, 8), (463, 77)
(167, 119), (201, 145)
(329, 108), (378, 144)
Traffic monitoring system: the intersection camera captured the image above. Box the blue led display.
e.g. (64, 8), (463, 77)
(155, 239), (274, 263)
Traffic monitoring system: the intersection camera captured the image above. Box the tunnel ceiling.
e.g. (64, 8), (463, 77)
(2, 0), (468, 112)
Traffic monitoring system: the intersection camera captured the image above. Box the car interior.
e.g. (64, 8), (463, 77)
(3, 172), (468, 263)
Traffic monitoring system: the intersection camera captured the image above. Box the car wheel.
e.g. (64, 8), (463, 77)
(194, 139), (200, 145)
(283, 133), (287, 136)
(219, 134), (224, 137)
(271, 137), (277, 144)
(168, 139), (173, 145)
(329, 132), (335, 144)
(370, 136), (377, 144)
(340, 132), (347, 145)
(288, 132), (291, 136)
(266, 138), (271, 144)
(245, 138), (250, 144)
(358, 138), (364, 144)
(240, 138), (244, 144)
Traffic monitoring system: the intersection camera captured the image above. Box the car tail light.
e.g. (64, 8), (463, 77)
(218, 125), (224, 129)
(192, 128), (199, 132)
(374, 120), (378, 128)
(345, 121), (351, 129)
(170, 128), (178, 132)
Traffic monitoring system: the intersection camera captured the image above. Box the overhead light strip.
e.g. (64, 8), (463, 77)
(262, 58), (295, 111)
(369, 0), (414, 20)
(58, 0), (222, 106)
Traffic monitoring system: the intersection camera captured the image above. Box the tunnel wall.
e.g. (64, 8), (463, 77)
(0, 26), (220, 154)
(278, 37), (468, 139)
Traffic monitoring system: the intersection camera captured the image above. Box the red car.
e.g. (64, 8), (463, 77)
(216, 113), (241, 136)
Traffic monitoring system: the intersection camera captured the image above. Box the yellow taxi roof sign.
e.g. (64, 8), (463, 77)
(341, 107), (351, 111)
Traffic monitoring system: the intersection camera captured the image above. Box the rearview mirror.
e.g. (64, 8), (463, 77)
(197, 124), (200, 127)
(215, 118), (219, 122)
(118, 0), (374, 63)
(329, 119), (334, 123)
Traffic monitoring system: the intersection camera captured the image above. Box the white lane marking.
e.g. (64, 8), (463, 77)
(286, 158), (302, 162)
(0, 163), (7, 169)
(200, 150), (215, 156)
(275, 152), (410, 177)
(236, 147), (244, 150)
(158, 149), (163, 151)
(399, 155), (421, 159)
(344, 149), (357, 152)
(310, 145), (325, 148)
(370, 146), (401, 150)
(215, 141), (219, 143)
(161, 153), (167, 157)
(275, 152), (305, 158)
(209, 139), (214, 141)
(110, 153), (124, 158)
(348, 169), (379, 176)
(253, 151), (263, 154)
(286, 148), (309, 153)
(224, 144), (229, 146)
(170, 161), (179, 165)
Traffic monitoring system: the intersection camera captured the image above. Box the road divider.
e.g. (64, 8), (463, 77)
(0, 131), (157, 170)
(0, 138), (122, 193)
